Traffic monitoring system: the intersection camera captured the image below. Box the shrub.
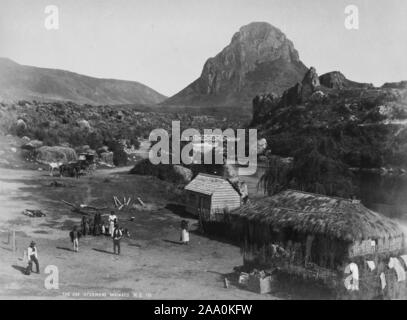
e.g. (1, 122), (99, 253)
(107, 140), (128, 166)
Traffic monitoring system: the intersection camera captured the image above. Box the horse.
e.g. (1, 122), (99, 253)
(48, 162), (63, 177)
(59, 162), (82, 178)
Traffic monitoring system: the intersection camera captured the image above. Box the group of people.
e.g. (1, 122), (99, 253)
(70, 211), (124, 254)
(25, 215), (191, 275)
(79, 213), (103, 236)
(78, 212), (126, 238)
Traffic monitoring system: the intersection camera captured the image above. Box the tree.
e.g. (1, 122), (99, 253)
(259, 136), (356, 198)
(106, 140), (128, 166)
(259, 156), (292, 196)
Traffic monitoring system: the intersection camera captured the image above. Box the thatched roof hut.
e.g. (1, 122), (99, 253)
(228, 190), (406, 298)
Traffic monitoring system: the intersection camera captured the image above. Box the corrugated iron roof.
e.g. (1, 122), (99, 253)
(185, 173), (237, 196)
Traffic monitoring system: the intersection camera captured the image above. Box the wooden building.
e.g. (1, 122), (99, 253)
(184, 173), (242, 221)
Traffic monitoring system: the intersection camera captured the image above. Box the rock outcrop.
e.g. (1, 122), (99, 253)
(281, 66), (321, 106)
(382, 81), (407, 90)
(279, 68), (375, 107)
(319, 71), (373, 90)
(164, 22), (307, 108)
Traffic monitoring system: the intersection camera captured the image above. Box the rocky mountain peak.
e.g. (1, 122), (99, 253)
(164, 22), (307, 108)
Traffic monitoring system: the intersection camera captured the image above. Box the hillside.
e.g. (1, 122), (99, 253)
(0, 58), (166, 105)
(0, 100), (244, 150)
(164, 22), (307, 108)
(253, 67), (407, 199)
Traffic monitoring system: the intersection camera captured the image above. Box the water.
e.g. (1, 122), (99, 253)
(353, 172), (407, 219)
(236, 162), (268, 199)
(238, 163), (407, 219)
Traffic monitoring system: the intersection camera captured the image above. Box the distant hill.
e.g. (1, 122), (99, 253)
(164, 22), (308, 108)
(0, 58), (166, 105)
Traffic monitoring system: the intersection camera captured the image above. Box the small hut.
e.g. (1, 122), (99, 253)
(229, 189), (406, 299)
(184, 173), (242, 222)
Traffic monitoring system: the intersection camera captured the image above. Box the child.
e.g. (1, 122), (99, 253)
(180, 220), (190, 245)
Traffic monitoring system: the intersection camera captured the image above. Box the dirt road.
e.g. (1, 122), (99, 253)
(0, 167), (280, 300)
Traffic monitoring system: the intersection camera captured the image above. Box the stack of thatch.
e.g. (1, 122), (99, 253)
(36, 146), (77, 163)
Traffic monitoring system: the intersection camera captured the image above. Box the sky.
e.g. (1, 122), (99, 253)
(0, 0), (406, 96)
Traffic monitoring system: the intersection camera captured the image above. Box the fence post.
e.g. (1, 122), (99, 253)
(12, 230), (16, 254)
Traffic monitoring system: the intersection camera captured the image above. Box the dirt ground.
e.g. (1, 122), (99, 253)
(0, 166), (285, 300)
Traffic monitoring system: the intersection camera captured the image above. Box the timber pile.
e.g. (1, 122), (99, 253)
(113, 195), (132, 210)
(112, 195), (146, 210)
(61, 200), (107, 215)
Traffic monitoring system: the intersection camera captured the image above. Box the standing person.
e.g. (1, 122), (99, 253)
(27, 241), (40, 274)
(180, 220), (190, 245)
(84, 218), (90, 236)
(112, 224), (123, 255)
(81, 216), (87, 236)
(94, 213), (101, 236)
(88, 217), (93, 235)
(108, 211), (117, 237)
(74, 165), (80, 179)
(69, 226), (81, 252)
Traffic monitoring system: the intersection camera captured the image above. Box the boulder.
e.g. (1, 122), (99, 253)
(173, 165), (193, 183)
(21, 136), (31, 143)
(300, 66), (320, 100)
(77, 119), (91, 130)
(223, 164), (239, 183)
(16, 119), (27, 130)
(238, 181), (249, 201)
(21, 140), (43, 150)
(257, 138), (267, 155)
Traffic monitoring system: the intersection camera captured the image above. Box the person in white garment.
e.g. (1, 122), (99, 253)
(108, 211), (117, 237)
(180, 220), (190, 245)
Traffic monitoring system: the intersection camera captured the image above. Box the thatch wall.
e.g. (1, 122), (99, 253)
(223, 189), (406, 299)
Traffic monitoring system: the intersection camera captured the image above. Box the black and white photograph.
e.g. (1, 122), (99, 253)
(0, 0), (407, 305)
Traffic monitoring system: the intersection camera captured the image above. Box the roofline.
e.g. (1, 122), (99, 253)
(284, 189), (355, 202)
(195, 173), (227, 180)
(185, 173), (242, 196)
